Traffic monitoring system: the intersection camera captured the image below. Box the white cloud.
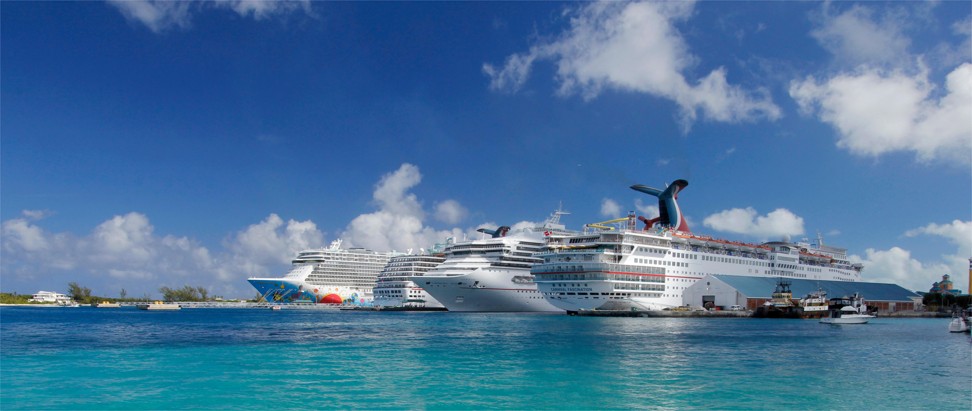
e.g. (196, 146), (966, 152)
(0, 210), (325, 299)
(905, 220), (972, 254)
(341, 163), (466, 252)
(224, 214), (324, 268)
(702, 207), (804, 240)
(1, 211), (219, 295)
(106, 0), (312, 33)
(852, 220), (972, 292)
(790, 63), (972, 164)
(434, 200), (468, 225)
(483, 0), (780, 129)
(810, 5), (911, 68)
(634, 198), (660, 218)
(600, 198), (622, 217)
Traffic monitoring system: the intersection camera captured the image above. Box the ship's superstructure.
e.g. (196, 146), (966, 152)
(532, 180), (864, 312)
(413, 209), (573, 312)
(373, 242), (449, 309)
(248, 239), (400, 304)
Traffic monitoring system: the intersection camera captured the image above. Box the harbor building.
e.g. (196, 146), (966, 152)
(682, 275), (920, 313)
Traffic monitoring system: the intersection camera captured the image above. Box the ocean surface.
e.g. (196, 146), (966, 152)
(1, 306), (969, 410)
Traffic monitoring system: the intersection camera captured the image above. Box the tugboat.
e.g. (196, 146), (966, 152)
(800, 288), (829, 319)
(754, 280), (801, 318)
(820, 293), (874, 324)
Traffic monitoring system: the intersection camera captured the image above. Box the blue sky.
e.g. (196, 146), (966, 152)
(2, 1), (970, 299)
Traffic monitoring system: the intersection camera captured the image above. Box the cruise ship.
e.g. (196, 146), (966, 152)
(248, 239), (400, 305)
(373, 242), (449, 309)
(413, 209), (573, 312)
(532, 179), (864, 312)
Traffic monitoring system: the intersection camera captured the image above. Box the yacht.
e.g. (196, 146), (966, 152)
(533, 179), (864, 313)
(820, 293), (875, 324)
(248, 239), (401, 305)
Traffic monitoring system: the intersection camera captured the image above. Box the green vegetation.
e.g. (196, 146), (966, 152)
(158, 285), (211, 302)
(923, 292), (971, 311)
(0, 293), (34, 304)
(68, 282), (93, 304)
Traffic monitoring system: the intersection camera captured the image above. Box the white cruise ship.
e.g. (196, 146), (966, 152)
(248, 239), (400, 305)
(413, 209), (573, 312)
(373, 242), (449, 309)
(532, 179), (864, 312)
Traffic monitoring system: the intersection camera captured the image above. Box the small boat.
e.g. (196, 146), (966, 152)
(94, 301), (121, 308)
(136, 301), (181, 311)
(947, 308), (971, 333)
(820, 293), (874, 324)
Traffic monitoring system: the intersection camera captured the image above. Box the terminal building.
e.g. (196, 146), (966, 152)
(683, 275), (921, 313)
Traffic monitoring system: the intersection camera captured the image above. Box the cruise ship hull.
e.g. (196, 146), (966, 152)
(248, 278), (369, 305)
(416, 268), (562, 312)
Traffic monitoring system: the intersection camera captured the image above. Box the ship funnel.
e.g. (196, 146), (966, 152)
(476, 226), (512, 238)
(630, 179), (690, 232)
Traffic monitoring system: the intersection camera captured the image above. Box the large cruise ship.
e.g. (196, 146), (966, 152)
(373, 242), (449, 309)
(532, 179), (864, 312)
(413, 210), (573, 312)
(248, 239), (400, 305)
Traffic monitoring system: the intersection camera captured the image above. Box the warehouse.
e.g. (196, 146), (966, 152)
(682, 275), (921, 313)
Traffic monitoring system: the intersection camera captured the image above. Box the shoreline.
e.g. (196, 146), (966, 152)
(1, 303), (955, 318)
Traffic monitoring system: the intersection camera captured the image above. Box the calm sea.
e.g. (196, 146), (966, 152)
(1, 306), (969, 410)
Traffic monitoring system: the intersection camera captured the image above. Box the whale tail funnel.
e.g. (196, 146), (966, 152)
(476, 226), (511, 238)
(630, 179), (690, 232)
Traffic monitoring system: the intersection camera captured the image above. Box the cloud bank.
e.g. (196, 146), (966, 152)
(483, 0), (781, 129)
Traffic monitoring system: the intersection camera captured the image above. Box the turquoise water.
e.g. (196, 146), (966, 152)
(1, 307), (969, 410)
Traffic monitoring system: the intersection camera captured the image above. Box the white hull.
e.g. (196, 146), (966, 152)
(948, 317), (970, 333)
(820, 314), (873, 324)
(418, 268), (561, 312)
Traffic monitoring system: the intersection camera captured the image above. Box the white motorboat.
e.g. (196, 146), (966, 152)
(820, 293), (874, 324)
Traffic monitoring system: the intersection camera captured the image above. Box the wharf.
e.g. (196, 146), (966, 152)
(573, 309), (752, 318)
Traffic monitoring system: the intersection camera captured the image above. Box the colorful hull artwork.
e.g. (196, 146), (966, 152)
(247, 279), (365, 305)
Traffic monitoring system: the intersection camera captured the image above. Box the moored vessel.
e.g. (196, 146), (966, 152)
(248, 239), (401, 305)
(137, 301), (181, 311)
(820, 293), (874, 324)
(533, 179), (864, 313)
(373, 242), (448, 310)
(414, 209), (572, 312)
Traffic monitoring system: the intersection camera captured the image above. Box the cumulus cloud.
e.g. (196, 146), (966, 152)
(0, 210), (323, 299)
(1, 211), (217, 294)
(219, 213), (325, 280)
(600, 198), (622, 217)
(634, 198), (660, 218)
(341, 164), (465, 252)
(852, 220), (972, 292)
(810, 5), (911, 68)
(483, 0), (780, 129)
(790, 63), (972, 165)
(106, 0), (312, 33)
(702, 207), (804, 239)
(434, 200), (468, 225)
(793, 4), (972, 165)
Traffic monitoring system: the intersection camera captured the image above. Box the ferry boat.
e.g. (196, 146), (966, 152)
(413, 209), (573, 312)
(373, 242), (449, 309)
(247, 239), (401, 305)
(532, 179), (864, 313)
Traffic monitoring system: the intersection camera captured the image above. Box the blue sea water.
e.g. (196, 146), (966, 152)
(1, 307), (969, 410)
